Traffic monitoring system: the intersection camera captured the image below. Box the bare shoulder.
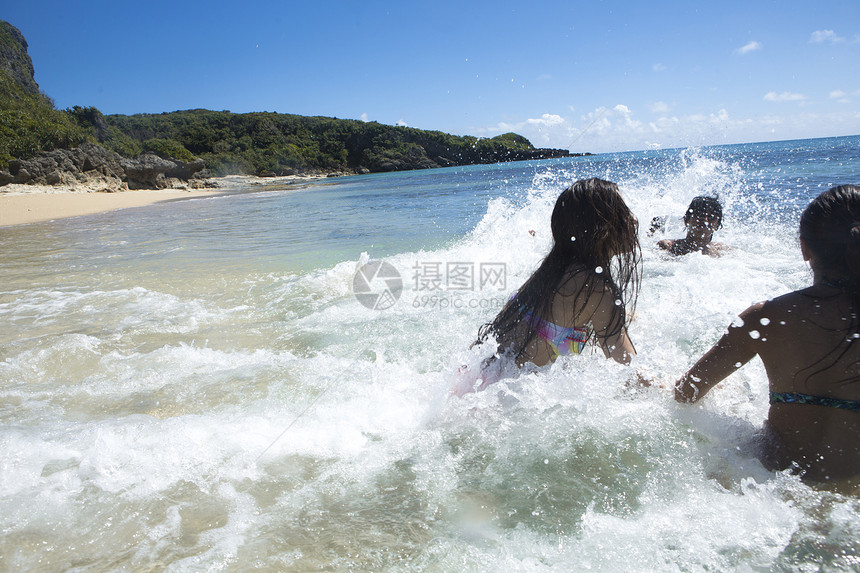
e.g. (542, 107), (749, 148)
(743, 292), (814, 336)
(731, 300), (768, 330)
(703, 242), (730, 257)
(760, 289), (815, 314)
(764, 286), (856, 327)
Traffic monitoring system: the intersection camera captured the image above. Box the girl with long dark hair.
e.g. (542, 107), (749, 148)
(454, 178), (642, 395)
(675, 184), (860, 484)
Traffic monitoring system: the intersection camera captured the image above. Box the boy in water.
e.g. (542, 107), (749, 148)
(657, 196), (726, 256)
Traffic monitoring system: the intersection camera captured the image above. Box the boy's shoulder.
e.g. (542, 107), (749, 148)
(702, 241), (729, 257)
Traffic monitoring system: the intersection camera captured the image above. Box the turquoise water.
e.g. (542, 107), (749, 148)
(0, 136), (859, 571)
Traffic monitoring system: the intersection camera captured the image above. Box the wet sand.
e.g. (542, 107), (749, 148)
(0, 188), (227, 226)
(0, 175), (324, 227)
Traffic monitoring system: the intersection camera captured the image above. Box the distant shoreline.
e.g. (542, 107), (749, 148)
(0, 174), (325, 227)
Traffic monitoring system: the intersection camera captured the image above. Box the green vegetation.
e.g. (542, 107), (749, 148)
(0, 92), (565, 176)
(65, 105), (142, 157)
(0, 71), (89, 169)
(141, 138), (195, 162)
(97, 109), (549, 176)
(486, 132), (533, 151)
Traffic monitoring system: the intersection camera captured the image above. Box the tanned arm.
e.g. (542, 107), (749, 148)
(674, 303), (763, 402)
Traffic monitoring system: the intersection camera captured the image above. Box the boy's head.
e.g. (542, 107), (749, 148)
(684, 196), (723, 232)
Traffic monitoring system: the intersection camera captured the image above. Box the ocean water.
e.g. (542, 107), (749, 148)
(1, 135), (859, 571)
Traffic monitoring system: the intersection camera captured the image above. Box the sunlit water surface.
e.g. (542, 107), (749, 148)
(1, 136), (859, 571)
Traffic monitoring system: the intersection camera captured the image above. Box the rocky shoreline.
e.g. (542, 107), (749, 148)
(0, 141), (579, 194)
(0, 142), (212, 193)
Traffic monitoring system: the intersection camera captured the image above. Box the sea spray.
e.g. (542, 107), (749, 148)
(1, 136), (859, 571)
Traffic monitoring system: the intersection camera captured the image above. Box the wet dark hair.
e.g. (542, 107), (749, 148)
(476, 178), (641, 362)
(797, 184), (860, 384)
(684, 196), (723, 230)
(800, 184), (860, 288)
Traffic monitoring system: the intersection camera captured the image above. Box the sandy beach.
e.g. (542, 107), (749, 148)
(0, 175), (323, 227)
(0, 187), (228, 227)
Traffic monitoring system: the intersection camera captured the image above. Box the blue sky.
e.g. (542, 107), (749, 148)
(5, 1), (859, 153)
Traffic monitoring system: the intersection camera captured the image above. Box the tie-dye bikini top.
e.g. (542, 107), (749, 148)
(523, 310), (589, 357)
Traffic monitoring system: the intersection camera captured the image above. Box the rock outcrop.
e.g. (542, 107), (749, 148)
(0, 143), (208, 191)
(0, 20), (40, 97)
(120, 153), (206, 189)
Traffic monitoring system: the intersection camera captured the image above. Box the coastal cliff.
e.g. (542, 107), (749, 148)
(0, 19), (579, 189)
(0, 20), (40, 97)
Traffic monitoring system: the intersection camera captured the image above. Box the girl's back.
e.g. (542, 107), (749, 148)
(505, 267), (634, 367)
(745, 286), (860, 482)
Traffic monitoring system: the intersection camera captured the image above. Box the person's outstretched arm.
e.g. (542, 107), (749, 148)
(674, 303), (763, 402)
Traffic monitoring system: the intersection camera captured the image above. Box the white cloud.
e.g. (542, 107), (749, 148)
(473, 113), (571, 147)
(526, 113), (565, 127)
(764, 91), (807, 102)
(395, 119), (408, 127)
(830, 90), (853, 104)
(536, 73), (553, 81)
(359, 113), (369, 122)
(734, 41), (762, 55)
(810, 30), (844, 43)
(649, 101), (671, 114)
(475, 105), (651, 151)
(613, 105), (645, 133)
(473, 103), (860, 154)
(652, 63), (667, 72)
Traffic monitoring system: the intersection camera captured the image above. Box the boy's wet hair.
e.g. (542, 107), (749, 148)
(684, 196), (723, 229)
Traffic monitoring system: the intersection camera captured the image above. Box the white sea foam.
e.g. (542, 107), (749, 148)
(1, 139), (859, 570)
